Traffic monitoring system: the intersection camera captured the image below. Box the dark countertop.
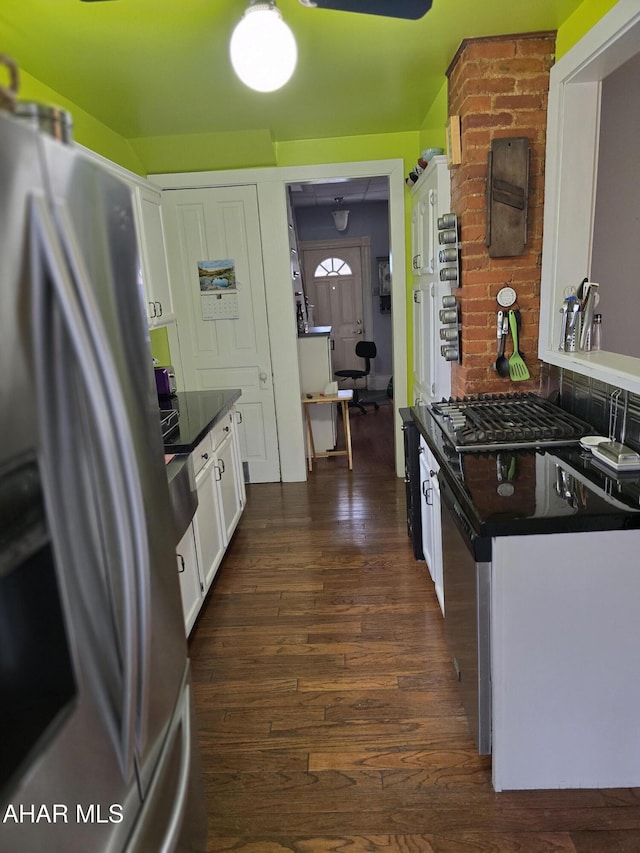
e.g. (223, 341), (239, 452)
(410, 403), (640, 538)
(162, 389), (241, 453)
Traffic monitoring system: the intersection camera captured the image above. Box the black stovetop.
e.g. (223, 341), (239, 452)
(412, 401), (640, 538)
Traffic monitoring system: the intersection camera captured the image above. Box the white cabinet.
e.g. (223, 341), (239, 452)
(231, 408), (247, 510)
(133, 186), (175, 327)
(178, 406), (246, 633)
(411, 186), (437, 276)
(298, 331), (335, 453)
(491, 528), (640, 791)
(211, 411), (244, 543)
(419, 436), (444, 615)
(75, 147), (175, 330)
(176, 522), (202, 636)
(193, 431), (226, 594)
(412, 285), (439, 401)
(410, 156), (452, 405)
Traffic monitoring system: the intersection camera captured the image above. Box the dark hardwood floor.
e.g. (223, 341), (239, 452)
(189, 401), (640, 852)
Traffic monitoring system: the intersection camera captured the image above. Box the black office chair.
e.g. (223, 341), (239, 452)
(335, 340), (379, 415)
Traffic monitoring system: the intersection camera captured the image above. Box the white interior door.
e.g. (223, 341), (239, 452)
(162, 185), (280, 483)
(301, 244), (365, 374)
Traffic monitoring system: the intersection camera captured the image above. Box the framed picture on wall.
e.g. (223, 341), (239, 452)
(377, 256), (391, 313)
(377, 256), (391, 294)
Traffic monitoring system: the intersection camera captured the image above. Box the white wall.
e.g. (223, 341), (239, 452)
(591, 51), (640, 359)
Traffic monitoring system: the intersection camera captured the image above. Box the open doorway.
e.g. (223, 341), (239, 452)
(287, 176), (394, 461)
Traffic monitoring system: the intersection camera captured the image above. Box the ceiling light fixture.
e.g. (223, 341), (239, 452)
(331, 197), (349, 232)
(230, 1), (298, 93)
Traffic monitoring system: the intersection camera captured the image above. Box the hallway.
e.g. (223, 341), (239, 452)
(188, 403), (640, 852)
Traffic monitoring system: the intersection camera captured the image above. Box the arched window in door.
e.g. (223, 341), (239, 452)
(314, 257), (353, 277)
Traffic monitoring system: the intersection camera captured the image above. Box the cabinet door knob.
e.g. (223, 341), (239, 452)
(202, 452), (209, 461)
(177, 553), (185, 573)
(155, 301), (163, 317)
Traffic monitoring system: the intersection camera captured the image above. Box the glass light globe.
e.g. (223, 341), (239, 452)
(230, 3), (297, 93)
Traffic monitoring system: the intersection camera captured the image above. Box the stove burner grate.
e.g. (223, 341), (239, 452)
(429, 393), (592, 451)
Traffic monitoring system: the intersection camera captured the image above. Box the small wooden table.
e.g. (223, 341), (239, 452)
(301, 390), (353, 472)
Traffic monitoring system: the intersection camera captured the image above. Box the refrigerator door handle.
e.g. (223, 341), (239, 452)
(51, 199), (153, 752)
(30, 194), (147, 775)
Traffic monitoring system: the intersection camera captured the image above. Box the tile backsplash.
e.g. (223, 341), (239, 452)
(545, 364), (640, 452)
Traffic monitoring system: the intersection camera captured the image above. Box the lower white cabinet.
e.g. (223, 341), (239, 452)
(193, 449), (226, 594)
(176, 405), (246, 635)
(419, 436), (444, 615)
(176, 523), (202, 636)
(216, 429), (242, 542)
(298, 331), (335, 453)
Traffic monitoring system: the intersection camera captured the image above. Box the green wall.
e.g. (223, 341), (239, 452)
(556, 0), (620, 58)
(13, 69), (145, 175)
(5, 0), (618, 400)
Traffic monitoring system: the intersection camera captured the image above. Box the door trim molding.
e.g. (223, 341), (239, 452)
(151, 159), (407, 479)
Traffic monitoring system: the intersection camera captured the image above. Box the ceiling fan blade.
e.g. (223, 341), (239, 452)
(299, 0), (432, 19)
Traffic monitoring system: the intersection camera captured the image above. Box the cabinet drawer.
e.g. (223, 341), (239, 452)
(192, 432), (213, 477)
(211, 412), (233, 451)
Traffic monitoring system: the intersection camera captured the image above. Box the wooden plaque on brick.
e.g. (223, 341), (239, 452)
(486, 137), (530, 257)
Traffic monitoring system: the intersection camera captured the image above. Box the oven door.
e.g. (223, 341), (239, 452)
(439, 473), (492, 754)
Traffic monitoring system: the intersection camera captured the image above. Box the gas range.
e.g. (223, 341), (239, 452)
(428, 393), (593, 452)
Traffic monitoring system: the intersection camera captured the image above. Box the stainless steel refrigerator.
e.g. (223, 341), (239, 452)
(0, 110), (206, 851)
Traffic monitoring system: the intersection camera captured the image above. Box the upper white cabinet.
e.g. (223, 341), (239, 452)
(410, 156), (452, 405)
(133, 186), (175, 327)
(539, 1), (640, 394)
(75, 145), (175, 329)
(411, 185), (437, 276)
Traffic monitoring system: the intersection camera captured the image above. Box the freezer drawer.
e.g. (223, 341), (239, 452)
(127, 666), (207, 852)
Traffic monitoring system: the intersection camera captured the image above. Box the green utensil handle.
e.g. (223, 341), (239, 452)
(509, 310), (520, 354)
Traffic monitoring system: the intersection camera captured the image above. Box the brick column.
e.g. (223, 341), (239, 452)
(446, 32), (556, 397)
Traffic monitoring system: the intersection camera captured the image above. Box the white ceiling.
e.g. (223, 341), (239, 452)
(288, 175), (389, 208)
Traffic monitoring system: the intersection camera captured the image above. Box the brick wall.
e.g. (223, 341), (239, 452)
(446, 32), (556, 397)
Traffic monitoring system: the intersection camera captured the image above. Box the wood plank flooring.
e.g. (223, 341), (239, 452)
(189, 402), (640, 852)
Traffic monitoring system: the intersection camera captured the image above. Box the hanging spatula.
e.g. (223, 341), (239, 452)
(508, 310), (530, 381)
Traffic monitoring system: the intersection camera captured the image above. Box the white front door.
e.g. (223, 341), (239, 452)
(301, 243), (366, 374)
(162, 185), (280, 483)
